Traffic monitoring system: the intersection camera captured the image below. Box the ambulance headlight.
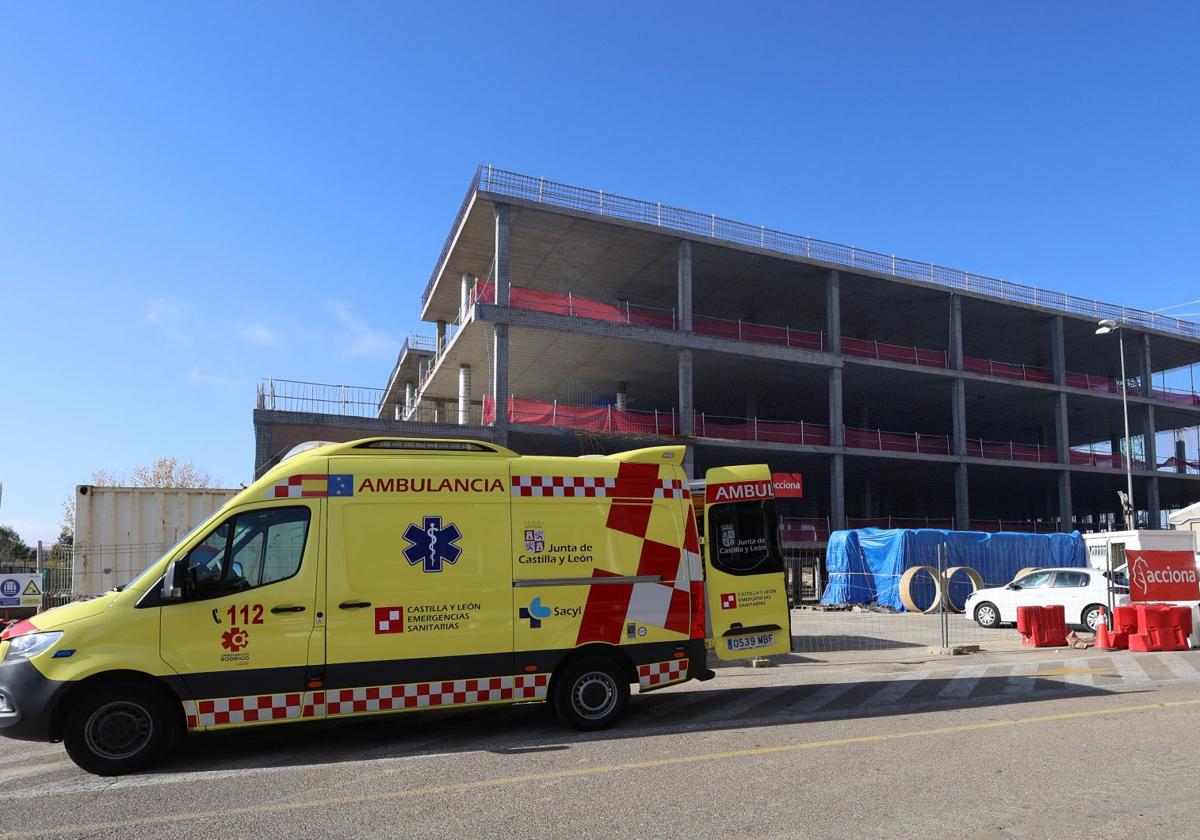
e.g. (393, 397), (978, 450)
(3, 632), (63, 662)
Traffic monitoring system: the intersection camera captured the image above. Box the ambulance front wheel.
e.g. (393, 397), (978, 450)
(62, 681), (178, 776)
(552, 657), (630, 731)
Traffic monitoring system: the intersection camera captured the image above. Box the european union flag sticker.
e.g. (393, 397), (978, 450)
(328, 474), (355, 496)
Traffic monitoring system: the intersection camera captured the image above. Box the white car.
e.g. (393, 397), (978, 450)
(966, 568), (1130, 631)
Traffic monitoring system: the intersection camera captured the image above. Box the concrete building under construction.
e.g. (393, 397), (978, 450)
(254, 166), (1200, 540)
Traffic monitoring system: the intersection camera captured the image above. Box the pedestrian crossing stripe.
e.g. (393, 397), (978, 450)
(22, 580), (40, 595)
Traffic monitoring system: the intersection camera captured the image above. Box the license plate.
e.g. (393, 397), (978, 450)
(726, 632), (775, 652)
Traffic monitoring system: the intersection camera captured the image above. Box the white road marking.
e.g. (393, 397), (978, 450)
(934, 665), (987, 700)
(0, 749), (459, 801)
(1001, 662), (1041, 696)
(1107, 654), (1153, 686)
(859, 671), (932, 707)
(1159, 652), (1200, 680)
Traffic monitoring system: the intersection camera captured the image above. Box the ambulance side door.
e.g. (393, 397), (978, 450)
(158, 499), (322, 702)
(324, 456), (513, 696)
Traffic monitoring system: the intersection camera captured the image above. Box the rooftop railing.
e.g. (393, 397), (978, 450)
(424, 165), (1200, 342)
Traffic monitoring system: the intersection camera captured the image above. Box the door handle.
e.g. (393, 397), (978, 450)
(270, 605), (307, 614)
(338, 600), (372, 610)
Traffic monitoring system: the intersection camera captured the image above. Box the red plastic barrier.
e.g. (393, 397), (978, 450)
(1129, 604), (1191, 652)
(1017, 605), (1069, 647)
(1096, 605), (1139, 650)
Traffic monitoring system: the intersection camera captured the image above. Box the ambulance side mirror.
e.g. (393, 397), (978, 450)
(161, 558), (189, 602)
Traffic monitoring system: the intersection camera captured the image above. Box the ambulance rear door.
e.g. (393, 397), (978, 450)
(702, 465), (792, 660)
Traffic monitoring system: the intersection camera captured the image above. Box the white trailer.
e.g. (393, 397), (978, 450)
(73, 485), (238, 597)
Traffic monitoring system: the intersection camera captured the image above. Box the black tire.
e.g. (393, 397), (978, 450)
(62, 681), (178, 775)
(552, 657), (630, 732)
(974, 601), (1001, 629)
(1082, 604), (1107, 632)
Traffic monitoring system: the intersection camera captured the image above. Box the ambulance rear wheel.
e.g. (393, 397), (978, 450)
(62, 681), (177, 775)
(553, 658), (629, 731)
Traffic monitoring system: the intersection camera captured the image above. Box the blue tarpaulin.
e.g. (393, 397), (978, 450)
(820, 529), (1088, 611)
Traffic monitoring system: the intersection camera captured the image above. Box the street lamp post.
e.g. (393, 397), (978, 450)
(1096, 318), (1136, 633)
(1096, 319), (1135, 527)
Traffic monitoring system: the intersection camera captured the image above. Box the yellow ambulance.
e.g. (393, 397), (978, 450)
(0, 438), (791, 774)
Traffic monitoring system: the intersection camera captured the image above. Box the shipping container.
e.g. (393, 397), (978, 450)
(73, 485), (239, 597)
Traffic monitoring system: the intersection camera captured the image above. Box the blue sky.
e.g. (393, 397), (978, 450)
(2, 2), (1198, 543)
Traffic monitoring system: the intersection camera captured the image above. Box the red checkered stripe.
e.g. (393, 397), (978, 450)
(652, 479), (691, 499)
(183, 691), (313, 729)
(183, 675), (550, 729)
(322, 674), (548, 716)
(637, 659), (689, 689)
(511, 475), (616, 497)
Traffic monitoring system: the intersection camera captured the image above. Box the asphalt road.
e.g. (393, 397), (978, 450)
(3, 648), (1200, 839)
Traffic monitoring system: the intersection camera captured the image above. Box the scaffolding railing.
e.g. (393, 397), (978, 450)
(257, 379), (390, 419)
(423, 165), (1200, 342)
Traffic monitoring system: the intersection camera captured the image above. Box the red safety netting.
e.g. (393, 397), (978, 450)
(693, 318), (824, 350)
(484, 395), (678, 435)
(469, 280), (1200, 407)
(965, 440), (1057, 463)
(842, 337), (948, 368)
(694, 415), (830, 445)
(847, 517), (955, 530)
(843, 427), (951, 454)
(780, 518), (831, 542)
(1064, 371), (1120, 393)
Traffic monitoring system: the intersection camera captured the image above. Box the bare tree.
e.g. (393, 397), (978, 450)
(61, 458), (216, 537)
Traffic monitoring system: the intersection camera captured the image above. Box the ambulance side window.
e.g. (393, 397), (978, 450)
(707, 500), (783, 576)
(177, 507), (310, 601)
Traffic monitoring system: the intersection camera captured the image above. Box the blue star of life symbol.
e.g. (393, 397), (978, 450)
(402, 516), (462, 573)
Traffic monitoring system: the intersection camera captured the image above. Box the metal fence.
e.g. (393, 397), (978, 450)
(423, 165), (1200, 341)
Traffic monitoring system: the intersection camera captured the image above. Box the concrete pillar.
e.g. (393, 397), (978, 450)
(682, 447), (695, 480)
(404, 382), (414, 415)
(830, 454), (846, 531)
(825, 270), (841, 353)
(954, 463), (969, 530)
(1143, 405), (1157, 470)
(829, 368), (844, 446)
(952, 378), (967, 457)
(678, 349), (694, 435)
(863, 477), (873, 519)
(1058, 471), (1073, 532)
(948, 294), (963, 370)
(457, 364), (472, 425)
(492, 324), (509, 444)
(1111, 434), (1123, 468)
(494, 204), (511, 307)
(436, 320), (446, 351)
(460, 273), (471, 317)
(1147, 477), (1161, 527)
(1139, 333), (1153, 397)
(1177, 439), (1188, 474)
(1054, 392), (1070, 464)
(1050, 316), (1066, 385)
(677, 241), (692, 331)
(616, 382), (628, 412)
